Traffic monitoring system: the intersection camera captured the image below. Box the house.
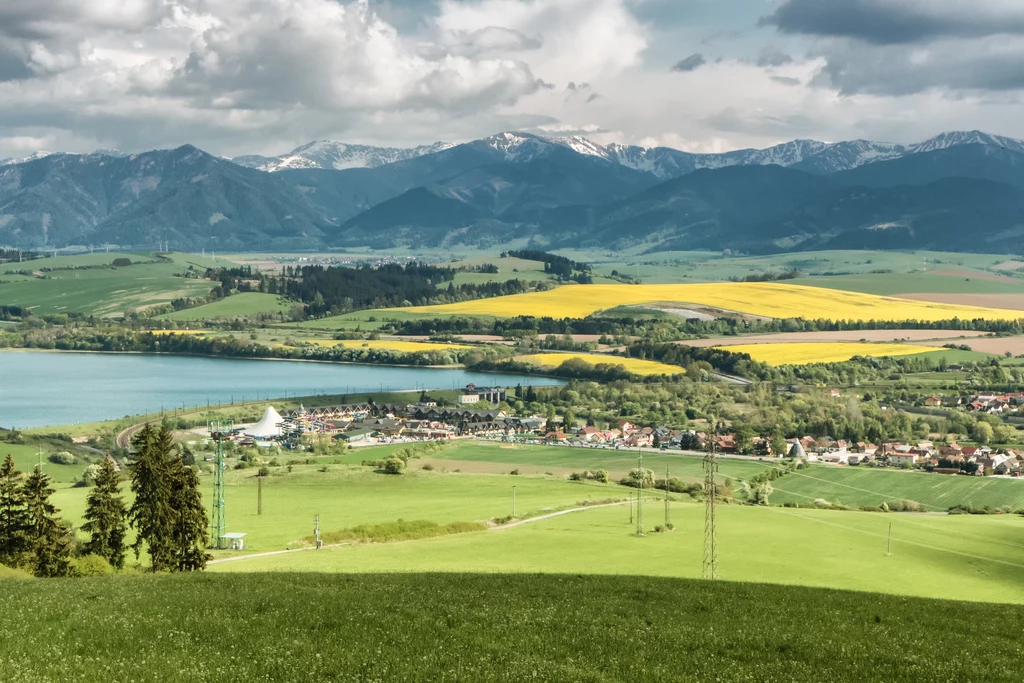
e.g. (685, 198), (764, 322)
(847, 452), (873, 465)
(820, 451), (850, 465)
(889, 452), (919, 467)
(577, 426), (601, 441)
(544, 431), (568, 442)
(829, 389), (842, 398)
(923, 395), (943, 407)
(338, 427), (376, 443)
(459, 384), (507, 405)
(615, 420), (635, 434)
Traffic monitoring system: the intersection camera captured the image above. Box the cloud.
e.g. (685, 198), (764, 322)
(756, 47), (793, 68)
(770, 76), (801, 86)
(761, 0), (1024, 45)
(671, 53), (706, 72)
(761, 0), (1024, 96)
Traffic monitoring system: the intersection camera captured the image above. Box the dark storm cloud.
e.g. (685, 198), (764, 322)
(761, 0), (1024, 45)
(671, 53), (706, 72)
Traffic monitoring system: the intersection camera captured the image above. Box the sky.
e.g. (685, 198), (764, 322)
(3, 0), (1024, 158)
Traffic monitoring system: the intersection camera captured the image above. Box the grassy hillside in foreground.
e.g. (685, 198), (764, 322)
(0, 573), (1021, 682)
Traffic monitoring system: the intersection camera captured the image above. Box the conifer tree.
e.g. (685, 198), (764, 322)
(128, 425), (176, 572)
(22, 466), (73, 577)
(82, 455), (128, 570)
(0, 454), (30, 568)
(169, 457), (209, 572)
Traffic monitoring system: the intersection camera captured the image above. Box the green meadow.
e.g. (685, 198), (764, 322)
(209, 501), (1024, 605)
(0, 252), (224, 317)
(156, 292), (294, 321)
(771, 465), (1024, 510)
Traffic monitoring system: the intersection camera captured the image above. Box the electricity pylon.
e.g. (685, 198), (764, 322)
(703, 446), (719, 580)
(209, 419), (233, 548)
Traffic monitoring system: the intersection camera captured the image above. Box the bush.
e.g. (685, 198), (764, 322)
(510, 469), (520, 476)
(257, 466), (270, 477)
(421, 463), (435, 471)
(383, 457), (406, 475)
(81, 463), (103, 486)
(883, 499), (924, 513)
(72, 555), (115, 577)
(48, 452), (76, 465)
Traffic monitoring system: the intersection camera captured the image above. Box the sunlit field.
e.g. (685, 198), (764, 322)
(515, 353), (683, 375)
(401, 283), (1024, 321)
(297, 339), (471, 352)
(716, 342), (937, 366)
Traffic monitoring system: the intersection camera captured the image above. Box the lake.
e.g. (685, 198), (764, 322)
(0, 351), (562, 429)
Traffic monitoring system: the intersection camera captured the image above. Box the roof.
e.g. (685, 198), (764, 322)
(221, 532), (247, 539)
(246, 406), (284, 438)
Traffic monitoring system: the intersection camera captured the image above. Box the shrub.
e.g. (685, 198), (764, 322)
(383, 457), (406, 475)
(72, 555), (115, 577)
(257, 466), (270, 477)
(510, 469), (520, 476)
(421, 463), (435, 471)
(883, 499), (924, 513)
(49, 452), (76, 465)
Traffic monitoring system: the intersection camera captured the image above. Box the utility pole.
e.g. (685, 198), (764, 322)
(664, 466), (671, 528)
(257, 474), (264, 516)
(629, 490), (633, 524)
(703, 440), (719, 580)
(636, 453), (644, 536)
(314, 515), (322, 549)
(887, 522), (892, 556)
(512, 485), (517, 518)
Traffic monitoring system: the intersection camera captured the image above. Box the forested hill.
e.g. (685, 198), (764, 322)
(6, 131), (1024, 253)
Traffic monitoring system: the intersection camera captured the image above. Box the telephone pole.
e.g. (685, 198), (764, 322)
(703, 444), (719, 580)
(636, 453), (644, 536)
(664, 466), (671, 528)
(257, 474), (264, 516)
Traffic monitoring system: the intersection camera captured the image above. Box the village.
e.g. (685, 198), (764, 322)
(215, 384), (1024, 479)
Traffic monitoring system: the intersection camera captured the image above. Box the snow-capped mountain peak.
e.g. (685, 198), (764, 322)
(232, 140), (454, 172)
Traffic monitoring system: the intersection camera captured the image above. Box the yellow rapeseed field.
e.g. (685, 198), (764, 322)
(516, 353), (683, 376)
(403, 283), (1024, 322)
(716, 342), (937, 366)
(300, 339), (470, 352)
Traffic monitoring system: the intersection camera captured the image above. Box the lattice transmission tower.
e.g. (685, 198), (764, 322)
(702, 447), (719, 580)
(209, 419), (233, 548)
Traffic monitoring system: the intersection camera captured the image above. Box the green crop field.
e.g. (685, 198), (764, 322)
(771, 465), (1024, 510)
(156, 292), (294, 321)
(0, 252), (227, 317)
(2, 573), (1022, 682)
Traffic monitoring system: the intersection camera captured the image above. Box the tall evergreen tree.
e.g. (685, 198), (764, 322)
(169, 457), (209, 572)
(128, 425), (176, 572)
(22, 466), (73, 577)
(0, 454), (30, 568)
(82, 455), (128, 570)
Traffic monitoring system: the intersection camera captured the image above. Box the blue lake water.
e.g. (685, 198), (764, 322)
(0, 351), (561, 429)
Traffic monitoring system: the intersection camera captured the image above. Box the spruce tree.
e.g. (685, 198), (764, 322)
(0, 454), (30, 568)
(169, 456), (209, 572)
(82, 455), (128, 570)
(128, 425), (176, 572)
(22, 466), (73, 577)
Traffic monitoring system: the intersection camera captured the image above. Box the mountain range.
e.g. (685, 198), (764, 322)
(2, 130), (1024, 254)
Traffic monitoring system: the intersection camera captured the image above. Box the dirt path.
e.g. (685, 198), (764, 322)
(490, 500), (629, 530)
(210, 501), (632, 565)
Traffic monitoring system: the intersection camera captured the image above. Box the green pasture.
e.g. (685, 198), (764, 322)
(772, 465), (1024, 510)
(571, 249), (1020, 284)
(3, 573), (1022, 682)
(1, 443), (84, 484)
(794, 272), (1024, 295)
(354, 439), (773, 481)
(210, 502), (1024, 604)
(156, 292), (294, 321)
(0, 252), (226, 317)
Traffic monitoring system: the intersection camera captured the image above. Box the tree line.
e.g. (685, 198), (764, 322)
(0, 425), (208, 576)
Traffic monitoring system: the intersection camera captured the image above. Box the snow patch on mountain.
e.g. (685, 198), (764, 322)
(235, 140), (454, 172)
